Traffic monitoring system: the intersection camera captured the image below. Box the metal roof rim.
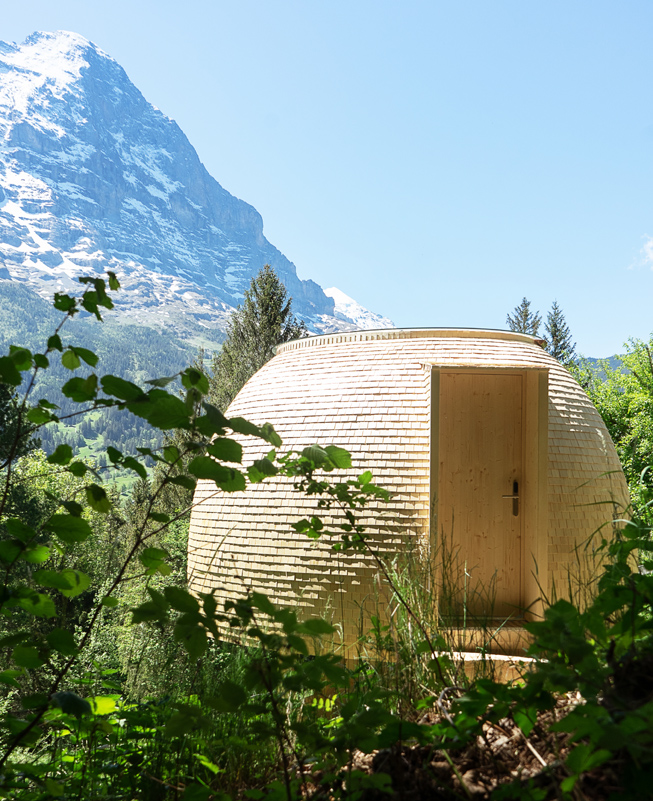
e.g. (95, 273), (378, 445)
(274, 327), (546, 355)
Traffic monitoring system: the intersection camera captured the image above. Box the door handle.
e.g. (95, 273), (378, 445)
(502, 480), (519, 516)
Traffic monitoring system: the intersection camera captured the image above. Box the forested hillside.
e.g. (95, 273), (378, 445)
(0, 281), (208, 457)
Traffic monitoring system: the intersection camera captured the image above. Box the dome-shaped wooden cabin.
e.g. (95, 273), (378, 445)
(187, 329), (628, 655)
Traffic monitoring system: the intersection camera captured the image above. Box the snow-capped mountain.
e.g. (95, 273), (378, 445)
(0, 31), (393, 342)
(322, 287), (394, 330)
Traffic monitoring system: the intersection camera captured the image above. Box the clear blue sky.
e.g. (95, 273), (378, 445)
(3, 1), (653, 356)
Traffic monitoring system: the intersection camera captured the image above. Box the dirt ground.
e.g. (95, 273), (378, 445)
(304, 694), (626, 801)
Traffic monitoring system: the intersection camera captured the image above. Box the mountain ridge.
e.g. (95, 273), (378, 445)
(0, 30), (393, 345)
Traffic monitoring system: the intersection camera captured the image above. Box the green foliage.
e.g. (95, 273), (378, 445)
(581, 336), (653, 513)
(0, 280), (199, 461)
(0, 271), (651, 800)
(507, 297), (577, 367)
(543, 300), (576, 366)
(208, 264), (307, 411)
(506, 297), (541, 337)
(0, 383), (38, 464)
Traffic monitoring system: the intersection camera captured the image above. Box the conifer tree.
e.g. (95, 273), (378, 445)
(544, 300), (576, 366)
(208, 265), (307, 411)
(506, 297), (541, 336)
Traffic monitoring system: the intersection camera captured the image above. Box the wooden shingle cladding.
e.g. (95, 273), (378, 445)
(187, 329), (628, 653)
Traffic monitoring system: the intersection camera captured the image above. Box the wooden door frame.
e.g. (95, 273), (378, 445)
(428, 365), (549, 621)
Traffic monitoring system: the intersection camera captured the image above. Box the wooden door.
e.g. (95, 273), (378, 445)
(438, 371), (523, 619)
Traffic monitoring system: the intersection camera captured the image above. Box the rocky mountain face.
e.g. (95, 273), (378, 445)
(0, 31), (393, 345)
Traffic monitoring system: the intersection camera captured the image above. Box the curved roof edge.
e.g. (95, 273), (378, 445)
(275, 327), (546, 355)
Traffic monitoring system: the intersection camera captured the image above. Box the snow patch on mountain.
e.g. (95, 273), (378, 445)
(322, 287), (394, 330)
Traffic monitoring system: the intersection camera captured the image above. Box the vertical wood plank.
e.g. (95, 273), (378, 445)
(438, 371), (523, 618)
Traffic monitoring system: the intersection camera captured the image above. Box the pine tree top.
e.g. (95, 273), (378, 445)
(544, 300), (576, 366)
(208, 265), (307, 411)
(506, 297), (541, 337)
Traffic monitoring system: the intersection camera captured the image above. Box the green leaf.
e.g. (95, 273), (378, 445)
(0, 632), (31, 648)
(228, 416), (263, 438)
(62, 374), (98, 402)
(71, 347), (98, 367)
(53, 293), (77, 313)
(325, 445), (352, 469)
(47, 444), (74, 466)
(207, 438), (243, 463)
(164, 587), (200, 613)
(166, 475), (196, 491)
(23, 545), (51, 564)
(566, 744), (611, 775)
(0, 670), (22, 688)
(302, 445), (329, 466)
(47, 334), (63, 351)
(101, 595), (119, 608)
(107, 271), (120, 291)
(101, 375), (144, 401)
(59, 570), (91, 598)
(45, 514), (92, 544)
(126, 390), (191, 430)
(251, 592), (277, 617)
(67, 461), (89, 477)
(21, 692), (49, 710)
(165, 707), (203, 737)
(26, 406), (55, 424)
(61, 349), (81, 370)
(188, 457), (246, 491)
(44, 779), (65, 797)
(139, 547), (168, 569)
(33, 569), (74, 591)
(61, 499), (84, 517)
(0, 631), (34, 648)
(210, 680), (249, 713)
(181, 368), (209, 394)
(163, 444), (180, 463)
(514, 707), (537, 737)
(183, 784), (212, 801)
(13, 645), (45, 669)
(260, 422), (282, 448)
(0, 539), (22, 564)
(106, 446), (122, 463)
(176, 623), (208, 661)
(0, 356), (22, 386)
(149, 512), (170, 523)
(196, 402), (229, 437)
(297, 618), (336, 636)
(146, 374), (178, 388)
(52, 691), (91, 718)
(33, 353), (49, 369)
(9, 346), (33, 370)
(131, 601), (168, 624)
(46, 628), (78, 656)
(86, 483), (111, 513)
(90, 696), (118, 715)
(5, 518), (37, 543)
(81, 291), (106, 319)
(247, 458), (278, 483)
(16, 592), (56, 618)
(123, 456), (147, 479)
